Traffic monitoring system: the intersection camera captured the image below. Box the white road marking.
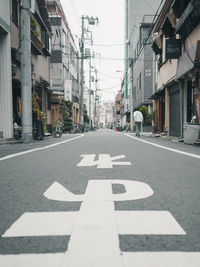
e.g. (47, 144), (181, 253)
(44, 181), (84, 202)
(0, 134), (84, 161)
(62, 201), (123, 267)
(125, 134), (200, 159)
(44, 180), (153, 202)
(77, 154), (132, 168)
(2, 212), (77, 237)
(0, 253), (64, 267)
(122, 252), (200, 267)
(1, 252), (200, 267)
(1, 180), (197, 267)
(116, 211), (186, 235)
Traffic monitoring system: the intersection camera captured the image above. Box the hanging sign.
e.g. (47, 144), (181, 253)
(166, 39), (181, 59)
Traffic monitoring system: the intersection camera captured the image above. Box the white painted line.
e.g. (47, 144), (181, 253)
(122, 252), (200, 267)
(2, 212), (78, 237)
(116, 211), (186, 235)
(0, 253), (64, 267)
(77, 154), (97, 167)
(77, 154), (132, 168)
(44, 181), (84, 202)
(61, 189), (123, 267)
(44, 180), (154, 202)
(125, 134), (200, 159)
(1, 252), (200, 267)
(0, 134), (84, 161)
(111, 155), (126, 160)
(97, 154), (114, 168)
(112, 162), (132, 165)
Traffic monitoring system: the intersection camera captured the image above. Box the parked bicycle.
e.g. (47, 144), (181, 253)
(52, 119), (63, 138)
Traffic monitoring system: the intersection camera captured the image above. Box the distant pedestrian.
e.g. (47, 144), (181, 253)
(133, 108), (143, 137)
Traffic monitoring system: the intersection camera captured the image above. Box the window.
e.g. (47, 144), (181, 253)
(41, 30), (51, 55)
(12, 0), (18, 26)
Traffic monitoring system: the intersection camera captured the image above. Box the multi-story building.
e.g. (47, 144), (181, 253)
(13, 0), (52, 137)
(115, 92), (121, 129)
(122, 0), (161, 129)
(103, 102), (114, 128)
(0, 0), (52, 140)
(152, 0), (200, 137)
(0, 1), (13, 139)
(132, 15), (155, 114)
(47, 0), (80, 129)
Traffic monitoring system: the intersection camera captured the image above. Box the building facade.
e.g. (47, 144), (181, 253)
(132, 16), (155, 113)
(0, 0), (13, 139)
(122, 0), (161, 129)
(47, 0), (80, 129)
(0, 0), (52, 140)
(152, 0), (200, 137)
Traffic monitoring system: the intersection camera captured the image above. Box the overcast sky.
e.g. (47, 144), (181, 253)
(61, 0), (125, 102)
(60, 0), (162, 102)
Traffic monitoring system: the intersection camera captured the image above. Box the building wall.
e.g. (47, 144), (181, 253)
(144, 45), (153, 103)
(157, 59), (177, 89)
(0, 0), (13, 139)
(33, 55), (50, 83)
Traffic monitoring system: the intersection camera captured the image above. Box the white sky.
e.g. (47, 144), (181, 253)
(60, 0), (125, 102)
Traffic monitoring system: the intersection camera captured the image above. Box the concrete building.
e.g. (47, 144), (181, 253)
(0, 1), (13, 139)
(83, 85), (95, 126)
(0, 0), (52, 140)
(115, 92), (121, 129)
(103, 102), (114, 128)
(152, 0), (200, 137)
(11, 0), (52, 139)
(47, 0), (80, 129)
(122, 0), (161, 129)
(132, 16), (155, 112)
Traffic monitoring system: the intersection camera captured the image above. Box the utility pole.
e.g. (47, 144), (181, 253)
(79, 15), (85, 125)
(94, 68), (98, 127)
(130, 59), (134, 132)
(21, 0), (33, 142)
(89, 55), (92, 127)
(79, 15), (98, 126)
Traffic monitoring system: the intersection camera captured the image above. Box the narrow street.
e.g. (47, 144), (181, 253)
(0, 129), (200, 266)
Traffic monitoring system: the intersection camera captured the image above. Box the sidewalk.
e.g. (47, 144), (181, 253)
(125, 131), (200, 156)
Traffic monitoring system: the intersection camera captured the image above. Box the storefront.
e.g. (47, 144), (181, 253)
(176, 40), (200, 124)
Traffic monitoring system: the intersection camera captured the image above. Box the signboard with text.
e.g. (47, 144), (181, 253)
(166, 39), (181, 60)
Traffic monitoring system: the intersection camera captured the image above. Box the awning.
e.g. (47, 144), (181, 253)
(176, 40), (200, 80)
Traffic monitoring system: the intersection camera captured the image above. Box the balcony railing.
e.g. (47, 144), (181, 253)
(31, 31), (44, 55)
(175, 0), (200, 39)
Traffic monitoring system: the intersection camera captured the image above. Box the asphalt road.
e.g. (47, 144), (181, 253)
(0, 129), (200, 266)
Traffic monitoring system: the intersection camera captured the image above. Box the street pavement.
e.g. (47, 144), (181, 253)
(0, 129), (200, 266)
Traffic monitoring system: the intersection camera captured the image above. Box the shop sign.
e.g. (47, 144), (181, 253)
(166, 39), (181, 59)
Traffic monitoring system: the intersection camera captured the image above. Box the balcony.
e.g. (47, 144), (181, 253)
(31, 31), (44, 55)
(175, 0), (200, 39)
